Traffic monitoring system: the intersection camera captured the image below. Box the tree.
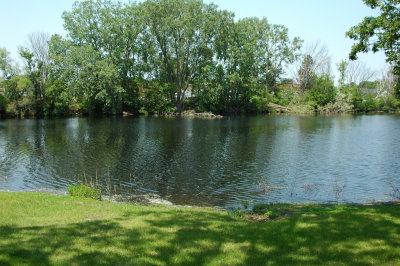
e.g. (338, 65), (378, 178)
(304, 41), (332, 76)
(233, 18), (302, 92)
(2, 75), (34, 116)
(140, 0), (230, 112)
(294, 42), (332, 93)
(297, 54), (315, 93)
(307, 74), (336, 106)
(62, 0), (147, 113)
(337, 60), (348, 89)
(19, 32), (50, 115)
(378, 65), (398, 96)
(48, 34), (123, 114)
(0, 48), (17, 79)
(346, 60), (375, 86)
(200, 17), (301, 114)
(346, 0), (400, 96)
(263, 24), (302, 92)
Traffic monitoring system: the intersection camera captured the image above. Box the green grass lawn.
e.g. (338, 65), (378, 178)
(1, 192), (400, 265)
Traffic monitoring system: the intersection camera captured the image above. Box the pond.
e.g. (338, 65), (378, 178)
(1, 114), (399, 209)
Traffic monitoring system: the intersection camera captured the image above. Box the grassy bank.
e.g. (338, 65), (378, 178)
(1, 192), (400, 265)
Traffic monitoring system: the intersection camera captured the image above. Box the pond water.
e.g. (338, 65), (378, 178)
(1, 114), (399, 208)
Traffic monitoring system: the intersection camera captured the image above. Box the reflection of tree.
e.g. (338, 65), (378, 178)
(0, 117), (280, 206)
(8, 116), (393, 207)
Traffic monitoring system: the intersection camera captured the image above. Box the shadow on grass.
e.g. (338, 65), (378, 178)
(1, 206), (400, 265)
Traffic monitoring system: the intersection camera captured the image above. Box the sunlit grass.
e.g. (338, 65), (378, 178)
(1, 191), (400, 265)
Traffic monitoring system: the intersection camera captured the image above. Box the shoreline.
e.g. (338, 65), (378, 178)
(2, 189), (399, 211)
(1, 109), (400, 120)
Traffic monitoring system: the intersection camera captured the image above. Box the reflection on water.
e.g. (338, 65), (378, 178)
(1, 114), (400, 208)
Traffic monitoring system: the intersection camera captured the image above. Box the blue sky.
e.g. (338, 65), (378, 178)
(0, 0), (388, 80)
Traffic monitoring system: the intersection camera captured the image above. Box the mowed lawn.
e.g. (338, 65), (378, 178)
(1, 191), (400, 265)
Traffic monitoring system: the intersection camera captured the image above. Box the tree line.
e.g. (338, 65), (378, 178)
(0, 0), (399, 118)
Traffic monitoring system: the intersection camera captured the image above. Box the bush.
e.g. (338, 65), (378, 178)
(288, 94), (316, 113)
(275, 84), (297, 107)
(248, 95), (269, 113)
(351, 87), (364, 111)
(364, 92), (377, 111)
(306, 74), (336, 106)
(142, 82), (174, 115)
(252, 203), (280, 219)
(319, 91), (353, 113)
(264, 209), (279, 219)
(377, 95), (400, 111)
(67, 183), (102, 200)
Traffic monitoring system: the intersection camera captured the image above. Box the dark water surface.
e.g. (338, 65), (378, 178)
(1, 115), (399, 208)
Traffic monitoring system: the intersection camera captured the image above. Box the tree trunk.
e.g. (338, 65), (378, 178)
(265, 56), (269, 94)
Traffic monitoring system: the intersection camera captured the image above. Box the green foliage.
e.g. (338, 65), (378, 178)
(275, 84), (297, 106)
(3, 0), (397, 117)
(2, 75), (35, 117)
(364, 92), (377, 111)
(142, 82), (174, 115)
(18, 32), (51, 117)
(1, 0), (306, 117)
(351, 88), (364, 111)
(320, 91), (354, 113)
(288, 93), (316, 114)
(350, 87), (389, 112)
(298, 55), (316, 92)
(306, 74), (336, 106)
(249, 95), (269, 113)
(395, 80), (400, 99)
(359, 80), (379, 90)
(252, 203), (289, 219)
(44, 79), (72, 116)
(0, 47), (17, 79)
(49, 36), (125, 115)
(140, 0), (230, 112)
(337, 60), (348, 89)
(67, 183), (102, 200)
(377, 95), (400, 111)
(347, 0), (400, 88)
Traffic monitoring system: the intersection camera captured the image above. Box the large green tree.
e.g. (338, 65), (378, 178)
(61, 0), (147, 113)
(140, 0), (229, 112)
(346, 0), (400, 96)
(196, 17), (301, 114)
(49, 34), (123, 114)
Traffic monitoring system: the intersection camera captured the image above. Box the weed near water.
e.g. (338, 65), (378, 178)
(67, 183), (102, 200)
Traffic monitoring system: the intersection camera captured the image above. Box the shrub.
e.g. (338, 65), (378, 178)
(264, 209), (279, 219)
(306, 74), (336, 106)
(319, 91), (353, 113)
(364, 92), (377, 111)
(249, 95), (269, 113)
(378, 95), (400, 111)
(275, 84), (297, 107)
(67, 183), (102, 200)
(288, 94), (316, 113)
